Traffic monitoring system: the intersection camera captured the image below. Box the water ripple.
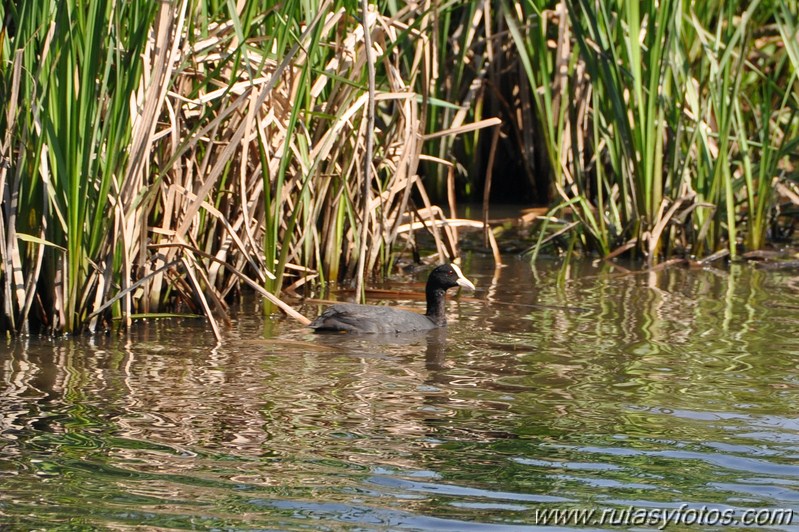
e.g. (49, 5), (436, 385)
(2, 260), (799, 528)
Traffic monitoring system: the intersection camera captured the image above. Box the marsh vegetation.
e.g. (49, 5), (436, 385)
(1, 0), (797, 336)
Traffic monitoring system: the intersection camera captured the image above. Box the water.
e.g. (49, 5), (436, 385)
(2, 256), (799, 530)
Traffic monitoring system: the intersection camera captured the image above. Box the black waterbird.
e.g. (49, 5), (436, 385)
(309, 263), (475, 334)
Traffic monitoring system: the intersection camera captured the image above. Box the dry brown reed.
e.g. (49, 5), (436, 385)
(0, 1), (501, 337)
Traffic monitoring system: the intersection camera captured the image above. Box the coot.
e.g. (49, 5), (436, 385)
(309, 263), (475, 334)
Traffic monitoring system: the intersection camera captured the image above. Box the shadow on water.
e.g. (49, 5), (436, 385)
(1, 256), (799, 529)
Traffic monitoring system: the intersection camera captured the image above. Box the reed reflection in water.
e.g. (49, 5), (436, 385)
(1, 257), (798, 529)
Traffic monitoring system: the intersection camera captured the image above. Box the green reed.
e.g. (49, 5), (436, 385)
(515, 0), (798, 263)
(1, 0), (155, 332)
